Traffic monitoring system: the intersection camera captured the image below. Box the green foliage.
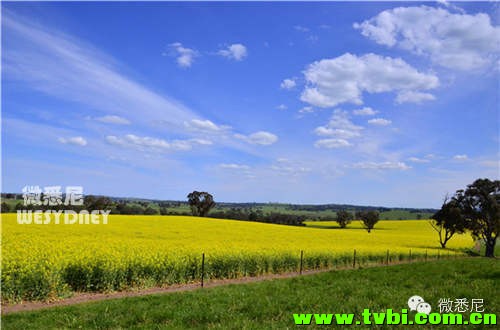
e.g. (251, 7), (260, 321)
(187, 191), (216, 217)
(336, 210), (353, 228)
(356, 210), (380, 233)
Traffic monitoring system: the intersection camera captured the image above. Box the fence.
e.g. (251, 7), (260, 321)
(197, 248), (462, 288)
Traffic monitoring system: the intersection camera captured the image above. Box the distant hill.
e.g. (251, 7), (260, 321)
(1, 193), (436, 220)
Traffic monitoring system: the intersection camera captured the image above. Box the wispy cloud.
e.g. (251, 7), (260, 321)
(294, 25), (310, 32)
(453, 154), (468, 161)
(368, 118), (392, 126)
(185, 119), (231, 133)
(106, 134), (211, 152)
(219, 163), (251, 170)
(58, 136), (87, 146)
(349, 161), (411, 170)
(314, 138), (351, 149)
(234, 131), (278, 146)
(408, 157), (430, 163)
(95, 115), (131, 125)
(3, 11), (198, 134)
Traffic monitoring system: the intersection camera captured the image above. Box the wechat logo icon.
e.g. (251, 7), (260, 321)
(408, 295), (432, 315)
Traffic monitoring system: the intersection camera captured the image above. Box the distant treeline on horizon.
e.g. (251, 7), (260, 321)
(1, 193), (436, 224)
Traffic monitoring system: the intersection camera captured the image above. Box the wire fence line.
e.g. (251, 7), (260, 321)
(198, 248), (463, 288)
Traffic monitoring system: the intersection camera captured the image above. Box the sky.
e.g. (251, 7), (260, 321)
(2, 1), (499, 208)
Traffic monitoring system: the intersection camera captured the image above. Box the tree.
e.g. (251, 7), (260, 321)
(336, 210), (353, 228)
(456, 179), (499, 258)
(144, 206), (159, 215)
(430, 196), (467, 248)
(1, 202), (11, 213)
(356, 210), (379, 233)
(187, 191), (216, 217)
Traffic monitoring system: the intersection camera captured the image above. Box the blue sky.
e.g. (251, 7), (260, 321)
(2, 1), (499, 208)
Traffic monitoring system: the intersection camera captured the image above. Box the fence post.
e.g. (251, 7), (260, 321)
(386, 249), (389, 265)
(437, 250), (440, 260)
(201, 253), (205, 288)
(353, 249), (356, 268)
(425, 250), (428, 262)
(299, 250), (304, 275)
(409, 249), (412, 262)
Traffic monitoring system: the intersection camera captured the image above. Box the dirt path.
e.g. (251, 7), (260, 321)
(1, 259), (446, 315)
(1, 268), (329, 315)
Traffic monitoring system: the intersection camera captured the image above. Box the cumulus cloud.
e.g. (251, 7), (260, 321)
(314, 110), (363, 139)
(167, 42), (198, 68)
(58, 136), (87, 146)
(354, 6), (500, 71)
(234, 131), (278, 145)
(218, 43), (248, 61)
(95, 115), (130, 125)
(314, 138), (351, 149)
(106, 134), (211, 152)
(349, 161), (411, 170)
(301, 53), (439, 107)
(352, 107), (378, 116)
(368, 118), (392, 126)
(396, 91), (436, 104)
(280, 78), (297, 90)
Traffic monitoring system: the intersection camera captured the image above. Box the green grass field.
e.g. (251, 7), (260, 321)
(3, 258), (498, 329)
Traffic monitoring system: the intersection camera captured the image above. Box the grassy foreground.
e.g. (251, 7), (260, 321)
(3, 258), (499, 329)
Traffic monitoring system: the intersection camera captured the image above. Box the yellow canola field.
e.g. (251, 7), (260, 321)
(1, 214), (473, 301)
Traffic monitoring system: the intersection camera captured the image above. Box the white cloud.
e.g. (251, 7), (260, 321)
(350, 161), (411, 170)
(280, 78), (297, 90)
(218, 43), (248, 61)
(354, 6), (500, 71)
(95, 115), (130, 125)
(396, 91), (436, 104)
(294, 25), (310, 32)
(185, 119), (231, 133)
(219, 163), (250, 170)
(106, 134), (210, 152)
(299, 106), (314, 113)
(453, 154), (468, 161)
(408, 157), (430, 163)
(352, 107), (378, 116)
(480, 160), (499, 168)
(276, 104), (287, 111)
(301, 53), (439, 107)
(314, 138), (351, 149)
(168, 42), (198, 68)
(314, 110), (363, 139)
(234, 131), (278, 146)
(270, 159), (311, 176)
(368, 118), (392, 126)
(58, 136), (87, 146)
(3, 12), (198, 135)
